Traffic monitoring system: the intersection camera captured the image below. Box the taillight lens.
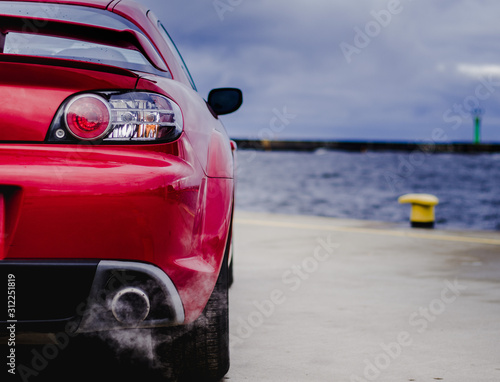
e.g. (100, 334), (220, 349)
(49, 91), (183, 143)
(65, 95), (112, 140)
(105, 92), (182, 142)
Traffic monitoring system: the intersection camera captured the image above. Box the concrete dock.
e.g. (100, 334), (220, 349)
(226, 211), (500, 382)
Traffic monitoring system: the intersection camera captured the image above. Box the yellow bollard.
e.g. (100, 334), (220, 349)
(398, 194), (439, 229)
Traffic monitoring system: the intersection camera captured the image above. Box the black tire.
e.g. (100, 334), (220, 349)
(154, 248), (230, 381)
(228, 244), (234, 288)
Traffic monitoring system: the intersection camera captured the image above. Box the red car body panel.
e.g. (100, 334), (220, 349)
(0, 59), (138, 141)
(136, 76), (235, 178)
(0, 0), (236, 325)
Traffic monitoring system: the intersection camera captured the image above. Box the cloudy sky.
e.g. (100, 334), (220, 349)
(138, 0), (500, 143)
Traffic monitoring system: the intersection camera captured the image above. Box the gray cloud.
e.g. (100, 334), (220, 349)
(137, 0), (500, 142)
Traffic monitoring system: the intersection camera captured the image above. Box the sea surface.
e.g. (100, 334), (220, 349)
(234, 149), (500, 231)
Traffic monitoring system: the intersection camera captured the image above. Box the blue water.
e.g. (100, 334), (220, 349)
(235, 150), (500, 231)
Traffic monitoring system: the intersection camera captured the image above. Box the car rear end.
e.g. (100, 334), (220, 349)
(0, 2), (235, 380)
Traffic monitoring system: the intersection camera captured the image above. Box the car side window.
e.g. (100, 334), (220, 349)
(150, 12), (197, 91)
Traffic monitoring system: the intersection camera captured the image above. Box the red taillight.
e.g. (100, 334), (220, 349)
(49, 92), (183, 143)
(65, 95), (111, 140)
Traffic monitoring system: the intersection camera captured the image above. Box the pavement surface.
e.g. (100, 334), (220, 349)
(225, 211), (500, 382)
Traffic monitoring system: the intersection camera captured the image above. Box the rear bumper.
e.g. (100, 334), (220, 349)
(0, 259), (184, 336)
(0, 144), (232, 323)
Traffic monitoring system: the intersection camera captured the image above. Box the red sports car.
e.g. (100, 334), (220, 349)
(0, 0), (241, 380)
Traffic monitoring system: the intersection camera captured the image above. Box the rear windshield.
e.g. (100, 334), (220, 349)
(0, 2), (136, 30)
(5, 32), (154, 72)
(0, 2), (170, 77)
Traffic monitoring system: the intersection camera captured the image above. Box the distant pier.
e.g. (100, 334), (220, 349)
(233, 139), (500, 153)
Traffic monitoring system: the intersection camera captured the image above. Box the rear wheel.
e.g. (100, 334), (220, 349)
(154, 249), (229, 381)
(228, 242), (234, 288)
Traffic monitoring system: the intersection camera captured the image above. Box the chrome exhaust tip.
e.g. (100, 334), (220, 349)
(110, 287), (151, 325)
(77, 261), (184, 333)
